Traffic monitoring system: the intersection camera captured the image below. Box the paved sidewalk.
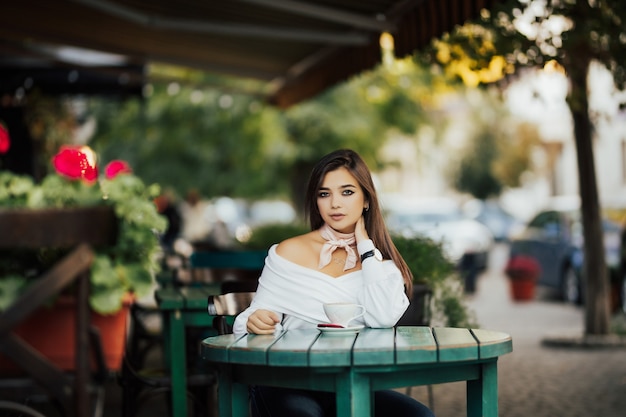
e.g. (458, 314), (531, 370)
(408, 243), (626, 417)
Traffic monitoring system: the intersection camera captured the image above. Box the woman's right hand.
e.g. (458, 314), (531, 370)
(246, 309), (280, 334)
(355, 215), (370, 244)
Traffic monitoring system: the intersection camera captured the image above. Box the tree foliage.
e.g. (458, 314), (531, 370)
(425, 0), (626, 335)
(453, 129), (503, 200)
(89, 83), (288, 200)
(281, 79), (389, 211)
(89, 59), (441, 209)
(447, 90), (540, 199)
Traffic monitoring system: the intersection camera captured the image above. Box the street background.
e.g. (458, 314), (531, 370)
(409, 243), (626, 417)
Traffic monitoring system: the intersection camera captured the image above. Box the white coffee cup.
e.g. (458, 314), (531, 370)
(323, 302), (366, 327)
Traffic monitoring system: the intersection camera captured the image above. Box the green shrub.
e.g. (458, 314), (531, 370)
(392, 235), (455, 286)
(393, 235), (476, 328)
(242, 222), (310, 251)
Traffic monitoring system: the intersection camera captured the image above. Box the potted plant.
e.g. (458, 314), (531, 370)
(0, 145), (167, 370)
(504, 254), (541, 301)
(393, 235), (476, 328)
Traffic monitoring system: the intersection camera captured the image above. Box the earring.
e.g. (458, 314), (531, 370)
(364, 205), (369, 211)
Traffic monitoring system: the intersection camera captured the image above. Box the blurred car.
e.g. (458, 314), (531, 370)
(384, 197), (494, 270)
(508, 200), (624, 306)
(463, 199), (525, 242)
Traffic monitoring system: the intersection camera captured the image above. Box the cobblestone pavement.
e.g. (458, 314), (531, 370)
(408, 243), (626, 417)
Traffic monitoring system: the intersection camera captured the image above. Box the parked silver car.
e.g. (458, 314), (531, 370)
(384, 197), (494, 270)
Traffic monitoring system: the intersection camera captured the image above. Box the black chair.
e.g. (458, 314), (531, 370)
(118, 280), (256, 417)
(118, 353), (215, 417)
(0, 326), (109, 417)
(118, 299), (222, 417)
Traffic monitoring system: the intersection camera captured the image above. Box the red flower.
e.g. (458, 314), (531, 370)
(0, 122), (10, 154)
(104, 160), (132, 179)
(52, 146), (97, 182)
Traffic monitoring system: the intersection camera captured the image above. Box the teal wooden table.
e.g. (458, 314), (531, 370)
(201, 326), (512, 417)
(155, 250), (265, 416)
(155, 284), (222, 417)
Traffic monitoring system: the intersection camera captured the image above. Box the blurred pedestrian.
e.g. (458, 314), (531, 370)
(179, 189), (213, 244)
(154, 190), (182, 251)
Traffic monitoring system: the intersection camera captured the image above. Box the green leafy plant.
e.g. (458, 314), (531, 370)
(393, 235), (476, 328)
(0, 147), (167, 314)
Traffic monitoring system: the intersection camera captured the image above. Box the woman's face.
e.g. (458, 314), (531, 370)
(317, 167), (367, 233)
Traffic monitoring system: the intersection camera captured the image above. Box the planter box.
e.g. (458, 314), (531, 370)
(0, 206), (117, 249)
(0, 206), (125, 372)
(0, 296), (131, 373)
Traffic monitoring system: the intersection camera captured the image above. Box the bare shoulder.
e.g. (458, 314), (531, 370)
(275, 232), (315, 257)
(275, 231), (321, 268)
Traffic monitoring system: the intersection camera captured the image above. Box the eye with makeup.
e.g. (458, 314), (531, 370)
(318, 188), (356, 198)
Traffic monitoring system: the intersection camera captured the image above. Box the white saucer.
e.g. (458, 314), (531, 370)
(317, 325), (364, 335)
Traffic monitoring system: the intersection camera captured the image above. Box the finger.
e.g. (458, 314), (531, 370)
(267, 311), (280, 324)
(247, 321), (275, 334)
(249, 315), (275, 331)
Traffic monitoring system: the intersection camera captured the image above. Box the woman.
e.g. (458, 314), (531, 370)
(233, 149), (434, 417)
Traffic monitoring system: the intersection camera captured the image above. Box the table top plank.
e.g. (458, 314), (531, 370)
(395, 326), (438, 364)
(268, 330), (320, 367)
(201, 333), (244, 362)
(229, 332), (283, 365)
(309, 332), (356, 367)
(471, 329), (513, 358)
(433, 327), (479, 362)
(352, 328), (395, 365)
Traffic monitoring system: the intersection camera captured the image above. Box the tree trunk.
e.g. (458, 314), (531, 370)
(567, 59), (611, 335)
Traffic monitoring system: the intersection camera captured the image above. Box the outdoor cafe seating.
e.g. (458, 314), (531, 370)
(119, 249), (263, 417)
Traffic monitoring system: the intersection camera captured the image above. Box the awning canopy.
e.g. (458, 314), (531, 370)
(0, 0), (499, 108)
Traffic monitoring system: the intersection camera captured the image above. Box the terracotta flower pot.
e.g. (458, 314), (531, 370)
(509, 278), (536, 301)
(505, 255), (541, 302)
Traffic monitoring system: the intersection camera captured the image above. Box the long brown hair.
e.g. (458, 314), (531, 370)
(304, 149), (413, 294)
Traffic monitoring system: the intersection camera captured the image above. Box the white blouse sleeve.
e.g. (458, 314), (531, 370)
(356, 239), (410, 327)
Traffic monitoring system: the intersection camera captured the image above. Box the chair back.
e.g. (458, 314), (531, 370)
(187, 250), (266, 289)
(188, 250), (264, 333)
(189, 250), (266, 270)
(207, 291), (255, 335)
